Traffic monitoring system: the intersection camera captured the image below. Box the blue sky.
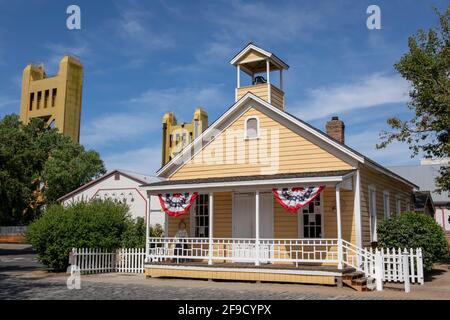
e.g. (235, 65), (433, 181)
(0, 0), (447, 175)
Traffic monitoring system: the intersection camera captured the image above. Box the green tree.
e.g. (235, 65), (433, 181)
(377, 211), (448, 272)
(0, 114), (105, 224)
(377, 7), (450, 192)
(121, 218), (164, 248)
(27, 200), (130, 270)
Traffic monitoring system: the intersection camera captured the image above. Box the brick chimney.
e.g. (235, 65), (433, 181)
(326, 116), (345, 144)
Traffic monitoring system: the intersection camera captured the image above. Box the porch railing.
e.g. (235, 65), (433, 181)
(146, 237), (339, 265)
(146, 237), (424, 292)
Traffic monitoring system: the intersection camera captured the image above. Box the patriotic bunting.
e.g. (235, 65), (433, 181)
(273, 186), (325, 213)
(158, 192), (198, 217)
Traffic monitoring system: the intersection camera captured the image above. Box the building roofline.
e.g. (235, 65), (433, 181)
(155, 93), (418, 190)
(57, 169), (155, 202)
(229, 43), (289, 70)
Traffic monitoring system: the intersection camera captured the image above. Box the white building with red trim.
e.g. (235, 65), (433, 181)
(57, 169), (165, 227)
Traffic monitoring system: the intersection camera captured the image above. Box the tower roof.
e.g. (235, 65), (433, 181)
(230, 43), (289, 75)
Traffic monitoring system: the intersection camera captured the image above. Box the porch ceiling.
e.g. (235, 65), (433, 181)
(141, 170), (355, 194)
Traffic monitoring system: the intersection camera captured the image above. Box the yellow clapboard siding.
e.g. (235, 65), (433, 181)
(145, 267), (335, 285)
(167, 188), (357, 246)
(359, 165), (414, 247)
(170, 107), (353, 180)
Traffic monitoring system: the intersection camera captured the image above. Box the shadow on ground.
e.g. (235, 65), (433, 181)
(0, 272), (65, 300)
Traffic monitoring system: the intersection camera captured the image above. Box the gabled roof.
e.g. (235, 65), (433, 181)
(155, 92), (418, 189)
(57, 169), (161, 202)
(389, 164), (449, 204)
(230, 42), (289, 71)
(413, 191), (435, 213)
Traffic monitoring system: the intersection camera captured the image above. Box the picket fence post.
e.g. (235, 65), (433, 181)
(374, 249), (383, 291)
(403, 249), (410, 293)
(417, 248), (424, 285)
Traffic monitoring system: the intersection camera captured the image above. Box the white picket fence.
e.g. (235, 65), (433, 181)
(372, 247), (424, 285)
(117, 248), (146, 273)
(0, 226), (27, 235)
(70, 248), (145, 274)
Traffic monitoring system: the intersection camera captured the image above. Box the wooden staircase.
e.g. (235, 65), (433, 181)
(342, 271), (375, 292)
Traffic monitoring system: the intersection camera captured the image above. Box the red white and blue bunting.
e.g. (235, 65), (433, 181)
(273, 186), (325, 213)
(158, 192), (198, 217)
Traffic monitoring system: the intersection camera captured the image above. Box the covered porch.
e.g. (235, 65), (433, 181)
(142, 170), (366, 285)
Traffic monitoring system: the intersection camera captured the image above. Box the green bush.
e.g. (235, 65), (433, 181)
(151, 223), (164, 238)
(121, 217), (145, 248)
(27, 200), (130, 271)
(377, 211), (448, 271)
(121, 217), (164, 248)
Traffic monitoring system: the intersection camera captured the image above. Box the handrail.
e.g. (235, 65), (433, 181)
(147, 237), (339, 265)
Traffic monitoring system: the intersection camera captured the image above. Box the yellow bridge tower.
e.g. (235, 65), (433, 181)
(161, 108), (208, 166)
(19, 55), (83, 142)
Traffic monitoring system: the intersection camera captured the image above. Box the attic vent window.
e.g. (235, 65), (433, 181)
(245, 117), (259, 139)
(114, 173), (120, 180)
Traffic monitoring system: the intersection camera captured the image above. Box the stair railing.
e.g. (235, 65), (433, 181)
(341, 239), (382, 291)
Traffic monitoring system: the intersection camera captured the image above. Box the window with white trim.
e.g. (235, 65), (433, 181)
(396, 196), (401, 215)
(383, 191), (390, 218)
(191, 194), (209, 238)
(245, 117), (259, 139)
(298, 194), (323, 238)
(368, 186), (377, 242)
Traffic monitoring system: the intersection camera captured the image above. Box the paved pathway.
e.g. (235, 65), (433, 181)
(0, 271), (382, 300)
(1, 244), (449, 300)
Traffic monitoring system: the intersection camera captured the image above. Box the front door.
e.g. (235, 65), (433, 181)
(233, 193), (255, 238)
(232, 192), (274, 238)
(232, 192), (274, 262)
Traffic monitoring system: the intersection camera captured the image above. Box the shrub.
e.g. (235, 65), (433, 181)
(121, 217), (145, 248)
(377, 211), (448, 271)
(151, 223), (164, 238)
(121, 218), (164, 248)
(27, 200), (130, 271)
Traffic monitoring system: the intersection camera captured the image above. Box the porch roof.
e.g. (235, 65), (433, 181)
(141, 170), (355, 193)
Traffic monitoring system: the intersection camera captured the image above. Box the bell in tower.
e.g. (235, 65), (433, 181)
(230, 43), (289, 110)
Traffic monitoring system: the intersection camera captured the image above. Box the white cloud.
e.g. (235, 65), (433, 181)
(0, 96), (19, 109)
(114, 4), (174, 53)
(293, 73), (409, 121)
(103, 146), (162, 175)
(81, 84), (228, 148)
(129, 84), (228, 112)
(81, 112), (156, 147)
(205, 0), (322, 43)
(166, 41), (237, 74)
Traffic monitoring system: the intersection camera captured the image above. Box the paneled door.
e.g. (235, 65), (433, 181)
(232, 192), (273, 262)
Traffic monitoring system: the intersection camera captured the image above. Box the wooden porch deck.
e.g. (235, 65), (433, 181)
(145, 261), (355, 285)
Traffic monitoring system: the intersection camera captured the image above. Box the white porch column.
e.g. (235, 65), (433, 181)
(237, 65), (241, 88)
(266, 59), (271, 104)
(235, 65), (240, 102)
(208, 192), (214, 265)
(354, 170), (362, 249)
(336, 185), (343, 270)
(145, 194), (151, 263)
(255, 190), (260, 266)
